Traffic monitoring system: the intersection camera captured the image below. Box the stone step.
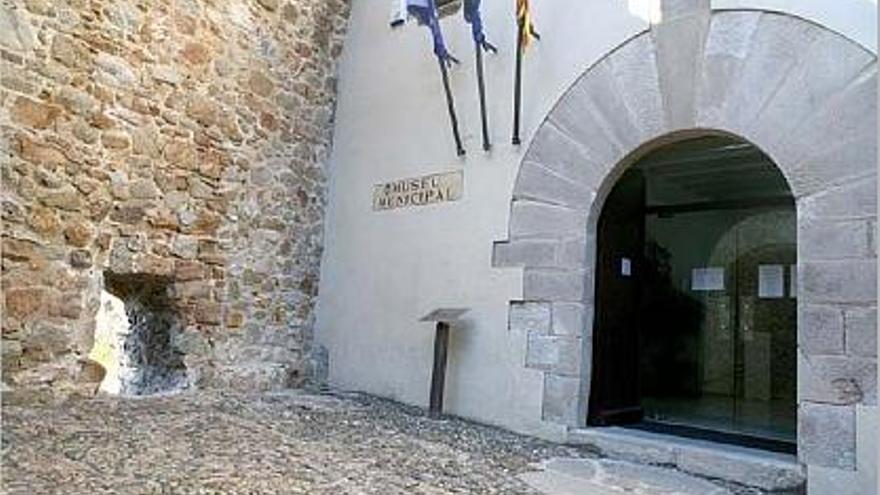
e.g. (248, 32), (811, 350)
(566, 427), (805, 491)
(520, 457), (732, 495)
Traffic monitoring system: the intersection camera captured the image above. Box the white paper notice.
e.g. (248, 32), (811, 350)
(621, 258), (631, 277)
(758, 265), (784, 298)
(691, 267), (725, 291)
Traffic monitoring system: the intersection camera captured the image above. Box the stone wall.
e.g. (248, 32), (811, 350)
(1, 0), (350, 395)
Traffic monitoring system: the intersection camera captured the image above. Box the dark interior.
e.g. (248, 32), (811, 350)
(588, 136), (797, 450)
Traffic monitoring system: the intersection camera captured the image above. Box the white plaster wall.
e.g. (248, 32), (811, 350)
(317, 0), (876, 437)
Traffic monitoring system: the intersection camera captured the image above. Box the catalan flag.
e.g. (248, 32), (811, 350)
(517, 0), (539, 50)
(512, 0), (539, 145)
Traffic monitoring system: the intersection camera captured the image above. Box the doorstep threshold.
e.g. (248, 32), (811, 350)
(567, 426), (804, 491)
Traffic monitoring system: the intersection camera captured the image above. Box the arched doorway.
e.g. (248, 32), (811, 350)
(495, 9), (874, 486)
(588, 136), (797, 449)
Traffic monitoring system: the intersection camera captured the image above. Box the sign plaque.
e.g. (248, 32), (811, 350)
(373, 171), (463, 211)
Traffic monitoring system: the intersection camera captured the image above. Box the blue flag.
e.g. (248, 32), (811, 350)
(407, 0), (457, 63)
(463, 0), (496, 52)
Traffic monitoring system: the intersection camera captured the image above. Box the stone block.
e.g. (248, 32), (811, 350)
(788, 128), (877, 201)
(845, 307), (877, 358)
(5, 288), (45, 320)
(64, 221), (93, 248)
(857, 405), (878, 494)
(172, 328), (210, 355)
(526, 334), (581, 376)
(2, 340), (23, 371)
(807, 465), (860, 495)
(677, 444), (804, 491)
(800, 260), (877, 304)
(0, 6), (35, 52)
(526, 334), (560, 370)
(800, 176), (877, 220)
(10, 96), (62, 129)
(724, 13), (820, 134)
(799, 402), (856, 469)
(69, 250), (92, 269)
(552, 303), (588, 337)
(696, 11), (760, 128)
(799, 218), (872, 261)
(493, 240), (556, 268)
(651, 10), (709, 129)
(150, 64), (182, 85)
(567, 427), (677, 465)
(798, 305), (844, 355)
(209, 363), (297, 391)
(799, 352), (877, 405)
(172, 235), (199, 259)
(510, 201), (587, 240)
(608, 34), (665, 139)
(41, 187), (82, 212)
(193, 302), (222, 325)
(542, 373), (580, 425)
(525, 121), (605, 189)
(509, 302), (551, 335)
(551, 62), (641, 167)
(23, 323), (71, 358)
(129, 179), (160, 199)
(95, 53), (137, 87)
(600, 458), (730, 494)
(660, 0), (708, 20)
(175, 281), (213, 300)
(523, 269), (587, 302)
(748, 27), (874, 180)
(557, 238), (587, 269)
(779, 65), (876, 173)
(514, 161), (593, 210)
(102, 130), (131, 150)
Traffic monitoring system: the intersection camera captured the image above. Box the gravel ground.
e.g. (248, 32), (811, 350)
(2, 389), (773, 495)
(2, 389), (597, 494)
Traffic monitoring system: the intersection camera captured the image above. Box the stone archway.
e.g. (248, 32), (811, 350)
(494, 7), (876, 475)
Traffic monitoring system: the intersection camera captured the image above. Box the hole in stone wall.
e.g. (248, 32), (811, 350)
(88, 272), (188, 396)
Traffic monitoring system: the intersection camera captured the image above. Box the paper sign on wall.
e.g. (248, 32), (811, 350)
(758, 264), (784, 298)
(691, 267), (725, 291)
(621, 258), (631, 277)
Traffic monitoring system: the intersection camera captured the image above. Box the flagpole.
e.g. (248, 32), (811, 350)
(438, 57), (466, 156)
(475, 43), (491, 151)
(512, 19), (523, 146)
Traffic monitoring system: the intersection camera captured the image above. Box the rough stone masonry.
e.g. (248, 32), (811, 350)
(0, 0), (350, 396)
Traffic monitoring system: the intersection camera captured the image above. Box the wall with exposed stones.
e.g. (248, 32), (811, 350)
(1, 0), (350, 395)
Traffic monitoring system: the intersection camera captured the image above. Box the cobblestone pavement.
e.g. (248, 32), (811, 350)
(2, 389), (763, 494)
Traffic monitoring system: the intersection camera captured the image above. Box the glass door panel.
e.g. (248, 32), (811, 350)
(640, 207), (796, 444)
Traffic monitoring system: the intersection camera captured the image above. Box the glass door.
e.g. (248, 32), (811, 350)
(639, 206), (796, 444)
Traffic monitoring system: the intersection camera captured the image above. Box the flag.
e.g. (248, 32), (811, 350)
(516, 0), (539, 50)
(512, 0), (538, 145)
(464, 0), (496, 52)
(407, 0), (458, 64)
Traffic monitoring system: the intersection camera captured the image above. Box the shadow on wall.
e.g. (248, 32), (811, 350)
(89, 272), (188, 396)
